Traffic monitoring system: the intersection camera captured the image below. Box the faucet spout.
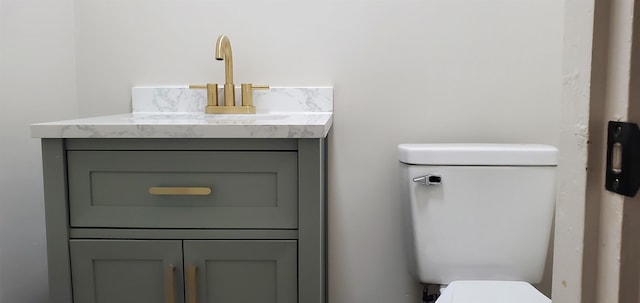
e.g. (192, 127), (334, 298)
(192, 34), (259, 114)
(215, 35), (233, 85)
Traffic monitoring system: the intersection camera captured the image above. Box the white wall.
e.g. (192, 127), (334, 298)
(1, 0), (563, 302)
(0, 0), (77, 302)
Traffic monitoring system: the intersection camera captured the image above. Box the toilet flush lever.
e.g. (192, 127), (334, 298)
(413, 174), (442, 185)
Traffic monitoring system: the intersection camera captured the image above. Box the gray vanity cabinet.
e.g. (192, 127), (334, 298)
(40, 138), (326, 303)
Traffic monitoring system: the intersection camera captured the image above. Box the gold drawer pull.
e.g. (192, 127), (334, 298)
(165, 264), (176, 303)
(187, 264), (198, 303)
(149, 187), (212, 196)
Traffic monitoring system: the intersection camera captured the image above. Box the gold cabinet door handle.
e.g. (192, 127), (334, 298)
(149, 187), (212, 196)
(186, 264), (198, 303)
(165, 264), (176, 303)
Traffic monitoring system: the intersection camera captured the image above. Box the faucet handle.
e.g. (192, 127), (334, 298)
(241, 84), (270, 107)
(189, 83), (219, 109)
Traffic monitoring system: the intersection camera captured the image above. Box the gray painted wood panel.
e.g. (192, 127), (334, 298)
(65, 138), (297, 151)
(41, 139), (73, 303)
(67, 151), (298, 228)
(70, 240), (183, 303)
(70, 228), (298, 240)
(183, 240), (297, 303)
(298, 139), (327, 303)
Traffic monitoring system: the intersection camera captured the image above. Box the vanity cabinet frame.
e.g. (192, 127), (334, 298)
(40, 138), (327, 303)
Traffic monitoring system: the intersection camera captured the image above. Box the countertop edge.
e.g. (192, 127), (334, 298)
(30, 113), (333, 139)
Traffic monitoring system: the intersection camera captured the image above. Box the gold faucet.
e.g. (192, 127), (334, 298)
(190, 34), (269, 114)
(216, 35), (235, 107)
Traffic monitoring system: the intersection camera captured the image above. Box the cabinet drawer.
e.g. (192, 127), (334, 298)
(68, 151), (298, 228)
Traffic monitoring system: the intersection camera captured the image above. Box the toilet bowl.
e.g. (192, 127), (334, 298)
(398, 144), (557, 303)
(436, 281), (550, 303)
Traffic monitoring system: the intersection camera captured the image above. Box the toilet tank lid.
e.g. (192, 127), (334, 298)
(398, 144), (557, 166)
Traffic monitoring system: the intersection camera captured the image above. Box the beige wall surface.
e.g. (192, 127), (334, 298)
(554, 0), (640, 302)
(0, 0), (77, 302)
(590, 0), (640, 302)
(552, 0), (595, 302)
(1, 0), (562, 302)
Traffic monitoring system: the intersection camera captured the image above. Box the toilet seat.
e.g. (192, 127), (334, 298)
(435, 280), (550, 303)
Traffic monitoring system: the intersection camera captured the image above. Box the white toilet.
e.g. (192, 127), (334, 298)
(398, 144), (557, 303)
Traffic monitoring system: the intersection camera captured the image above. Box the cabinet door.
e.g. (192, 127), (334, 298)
(70, 240), (183, 303)
(184, 240), (297, 303)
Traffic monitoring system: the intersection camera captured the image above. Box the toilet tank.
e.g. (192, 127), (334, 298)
(398, 144), (557, 285)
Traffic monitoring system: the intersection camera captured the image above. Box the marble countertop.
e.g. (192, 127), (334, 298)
(31, 86), (333, 139)
(31, 112), (333, 138)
